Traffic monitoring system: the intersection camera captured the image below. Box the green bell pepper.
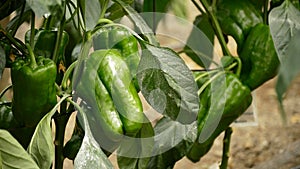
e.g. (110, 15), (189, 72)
(93, 26), (140, 89)
(97, 49), (143, 137)
(11, 45), (57, 127)
(239, 23), (280, 90)
(216, 0), (263, 50)
(187, 73), (252, 162)
(75, 50), (124, 142)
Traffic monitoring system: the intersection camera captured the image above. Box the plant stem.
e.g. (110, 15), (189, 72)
(263, 0), (269, 24)
(30, 11), (36, 48)
(191, 0), (206, 14)
(25, 43), (38, 68)
(54, 101), (70, 169)
(199, 0), (231, 56)
(220, 127), (233, 169)
(53, 0), (67, 63)
(61, 60), (78, 90)
(0, 85), (12, 99)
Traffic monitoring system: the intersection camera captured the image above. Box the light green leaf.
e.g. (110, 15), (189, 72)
(73, 102), (113, 169)
(0, 129), (39, 169)
(84, 0), (101, 30)
(113, 0), (159, 45)
(269, 0), (300, 119)
(27, 95), (69, 169)
(137, 43), (199, 124)
(26, 0), (62, 17)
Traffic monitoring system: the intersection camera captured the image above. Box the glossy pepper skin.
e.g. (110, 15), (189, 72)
(239, 23), (280, 91)
(25, 29), (69, 84)
(11, 55), (57, 127)
(97, 49), (143, 137)
(187, 73), (252, 162)
(93, 26), (140, 88)
(75, 50), (124, 142)
(216, 0), (263, 50)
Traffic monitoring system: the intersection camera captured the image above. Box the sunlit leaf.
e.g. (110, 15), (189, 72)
(0, 129), (39, 169)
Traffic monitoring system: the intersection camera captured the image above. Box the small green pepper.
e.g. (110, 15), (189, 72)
(187, 73), (252, 162)
(239, 23), (280, 90)
(11, 45), (57, 127)
(0, 102), (18, 130)
(97, 49), (143, 137)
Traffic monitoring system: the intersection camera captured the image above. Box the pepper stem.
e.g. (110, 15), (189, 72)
(25, 43), (38, 69)
(219, 127), (233, 169)
(200, 0), (232, 56)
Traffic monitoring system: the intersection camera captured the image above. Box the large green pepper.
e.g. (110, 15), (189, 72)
(97, 49), (143, 137)
(93, 26), (140, 85)
(187, 73), (252, 162)
(216, 0), (263, 49)
(11, 46), (57, 127)
(75, 50), (124, 142)
(239, 23), (280, 90)
(0, 102), (18, 129)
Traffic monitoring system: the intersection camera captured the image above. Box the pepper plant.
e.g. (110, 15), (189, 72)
(0, 0), (299, 169)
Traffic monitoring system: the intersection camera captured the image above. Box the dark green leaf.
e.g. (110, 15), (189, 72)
(0, 129), (39, 169)
(142, 0), (169, 31)
(184, 14), (215, 68)
(106, 0), (133, 21)
(113, 0), (159, 45)
(6, 6), (32, 35)
(137, 43), (199, 124)
(0, 0), (25, 20)
(26, 0), (63, 18)
(147, 117), (197, 168)
(117, 116), (154, 169)
(28, 95), (69, 169)
(0, 46), (5, 80)
(269, 1), (300, 101)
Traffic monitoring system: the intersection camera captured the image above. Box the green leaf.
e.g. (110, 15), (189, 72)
(117, 116), (154, 169)
(27, 95), (69, 169)
(269, 0), (300, 108)
(0, 0), (25, 20)
(0, 46), (5, 80)
(0, 129), (39, 169)
(0, 151), (2, 168)
(74, 102), (113, 169)
(184, 14), (215, 68)
(26, 0), (63, 18)
(142, 0), (169, 31)
(106, 0), (133, 21)
(147, 118), (196, 168)
(83, 0), (101, 31)
(137, 43), (199, 124)
(276, 31), (300, 102)
(113, 0), (159, 45)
